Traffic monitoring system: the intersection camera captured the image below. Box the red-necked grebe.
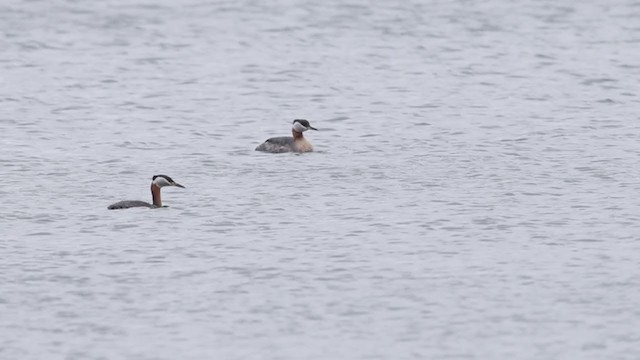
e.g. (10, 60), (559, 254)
(107, 174), (185, 210)
(255, 119), (318, 153)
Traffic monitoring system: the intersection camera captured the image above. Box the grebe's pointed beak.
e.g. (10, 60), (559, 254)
(309, 125), (318, 130)
(173, 182), (185, 188)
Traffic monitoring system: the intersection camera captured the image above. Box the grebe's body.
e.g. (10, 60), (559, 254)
(255, 119), (317, 153)
(108, 174), (185, 210)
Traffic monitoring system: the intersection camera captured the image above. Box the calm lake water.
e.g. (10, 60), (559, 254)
(2, 0), (640, 359)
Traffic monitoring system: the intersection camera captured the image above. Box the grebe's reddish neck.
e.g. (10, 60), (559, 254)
(151, 183), (162, 207)
(292, 129), (304, 139)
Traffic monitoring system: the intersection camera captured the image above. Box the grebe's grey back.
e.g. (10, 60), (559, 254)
(255, 119), (318, 153)
(107, 174), (185, 210)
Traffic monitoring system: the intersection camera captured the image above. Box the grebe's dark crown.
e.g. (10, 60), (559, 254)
(293, 119), (310, 127)
(153, 174), (174, 183)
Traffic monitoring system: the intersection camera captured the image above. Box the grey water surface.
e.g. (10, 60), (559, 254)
(2, 0), (640, 359)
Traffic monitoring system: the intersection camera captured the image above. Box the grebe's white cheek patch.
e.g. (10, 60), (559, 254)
(293, 122), (308, 133)
(153, 176), (171, 187)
